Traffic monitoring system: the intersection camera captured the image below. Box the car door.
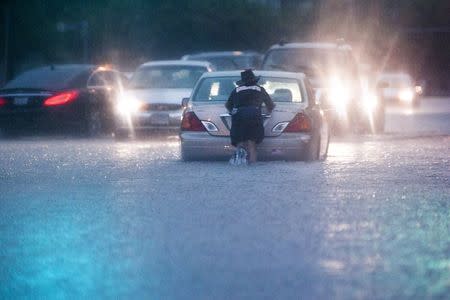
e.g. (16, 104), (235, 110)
(86, 70), (120, 129)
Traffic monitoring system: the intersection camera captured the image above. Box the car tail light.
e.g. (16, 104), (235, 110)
(0, 97), (7, 106)
(181, 111), (206, 131)
(43, 90), (79, 106)
(284, 113), (312, 132)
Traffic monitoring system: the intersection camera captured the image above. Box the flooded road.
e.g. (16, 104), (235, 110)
(1, 98), (449, 299)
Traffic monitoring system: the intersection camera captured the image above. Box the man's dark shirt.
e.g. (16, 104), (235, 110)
(225, 84), (275, 113)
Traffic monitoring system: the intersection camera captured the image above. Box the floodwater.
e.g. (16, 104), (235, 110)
(1, 98), (449, 299)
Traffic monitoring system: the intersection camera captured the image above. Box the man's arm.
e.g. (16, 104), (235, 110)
(261, 88), (275, 112)
(225, 90), (235, 113)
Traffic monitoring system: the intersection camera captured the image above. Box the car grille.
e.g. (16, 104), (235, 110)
(141, 103), (182, 111)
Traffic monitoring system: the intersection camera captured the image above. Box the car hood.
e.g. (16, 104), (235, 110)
(125, 88), (192, 104)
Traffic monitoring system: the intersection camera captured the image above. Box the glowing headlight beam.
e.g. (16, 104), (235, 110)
(363, 93), (378, 114)
(398, 89), (414, 102)
(328, 78), (350, 117)
(116, 95), (142, 115)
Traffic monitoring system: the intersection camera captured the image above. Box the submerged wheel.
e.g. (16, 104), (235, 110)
(300, 134), (320, 162)
(181, 147), (196, 161)
(84, 108), (103, 137)
(374, 113), (385, 134)
(114, 128), (130, 140)
(0, 128), (19, 138)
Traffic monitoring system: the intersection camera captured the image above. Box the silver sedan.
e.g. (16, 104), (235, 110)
(114, 60), (212, 137)
(180, 71), (330, 161)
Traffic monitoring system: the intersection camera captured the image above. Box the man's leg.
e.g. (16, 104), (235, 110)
(247, 140), (257, 163)
(231, 142), (247, 165)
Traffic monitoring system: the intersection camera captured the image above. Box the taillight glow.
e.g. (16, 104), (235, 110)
(181, 111), (206, 131)
(284, 113), (312, 132)
(43, 90), (79, 106)
(0, 97), (7, 106)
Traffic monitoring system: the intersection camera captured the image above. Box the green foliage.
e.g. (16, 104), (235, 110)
(6, 0), (280, 72)
(3, 0), (449, 75)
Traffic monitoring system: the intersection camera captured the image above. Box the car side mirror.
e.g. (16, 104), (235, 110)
(181, 97), (190, 108)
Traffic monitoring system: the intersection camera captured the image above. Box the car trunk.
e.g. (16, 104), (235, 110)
(192, 102), (304, 137)
(0, 90), (53, 111)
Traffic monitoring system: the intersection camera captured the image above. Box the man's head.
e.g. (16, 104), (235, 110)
(237, 69), (260, 86)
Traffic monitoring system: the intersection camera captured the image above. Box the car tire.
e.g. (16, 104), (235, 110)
(84, 107), (103, 137)
(300, 134), (320, 162)
(320, 134), (330, 161)
(114, 128), (130, 140)
(181, 147), (196, 161)
(0, 128), (18, 138)
(374, 111), (385, 134)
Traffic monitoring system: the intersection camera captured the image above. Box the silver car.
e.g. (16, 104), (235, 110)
(180, 71), (330, 161)
(114, 60), (213, 137)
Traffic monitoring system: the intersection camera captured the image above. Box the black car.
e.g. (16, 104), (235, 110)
(0, 64), (124, 136)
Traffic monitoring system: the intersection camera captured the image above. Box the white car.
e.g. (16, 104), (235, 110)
(115, 60), (213, 137)
(377, 72), (421, 107)
(262, 41), (385, 134)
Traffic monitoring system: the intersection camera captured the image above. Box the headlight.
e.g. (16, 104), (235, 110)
(116, 95), (142, 115)
(398, 89), (414, 102)
(328, 78), (350, 115)
(363, 93), (378, 113)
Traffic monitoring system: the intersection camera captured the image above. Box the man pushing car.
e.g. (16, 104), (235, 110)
(225, 69), (275, 165)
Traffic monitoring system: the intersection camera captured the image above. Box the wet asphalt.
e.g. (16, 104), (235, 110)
(0, 97), (449, 299)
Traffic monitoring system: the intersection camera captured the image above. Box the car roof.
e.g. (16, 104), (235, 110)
(200, 70), (305, 80)
(267, 42), (352, 51)
(29, 64), (97, 72)
(1, 64), (104, 91)
(140, 60), (212, 68)
(182, 51), (260, 59)
(23, 64), (123, 74)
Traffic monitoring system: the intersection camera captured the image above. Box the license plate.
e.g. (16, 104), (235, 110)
(14, 97), (29, 106)
(150, 113), (169, 125)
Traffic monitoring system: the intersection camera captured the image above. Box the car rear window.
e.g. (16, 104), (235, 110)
(3, 66), (89, 90)
(193, 76), (303, 103)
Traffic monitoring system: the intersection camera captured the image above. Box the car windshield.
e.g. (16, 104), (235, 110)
(3, 66), (87, 90)
(188, 55), (257, 70)
(193, 76), (303, 103)
(129, 65), (207, 89)
(263, 48), (357, 76)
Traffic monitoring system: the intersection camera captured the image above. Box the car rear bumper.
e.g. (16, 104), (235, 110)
(0, 106), (83, 129)
(115, 110), (182, 131)
(180, 131), (312, 160)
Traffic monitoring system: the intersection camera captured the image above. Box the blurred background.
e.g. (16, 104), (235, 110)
(1, 0), (449, 95)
